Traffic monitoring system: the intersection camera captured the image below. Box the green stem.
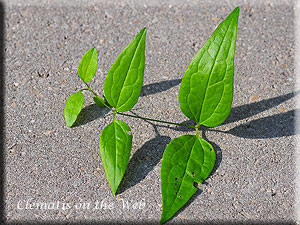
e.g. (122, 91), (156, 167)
(195, 127), (199, 137)
(79, 88), (89, 92)
(85, 83), (98, 96)
(83, 83), (195, 129)
(117, 112), (195, 128)
(113, 111), (116, 122)
(84, 83), (114, 111)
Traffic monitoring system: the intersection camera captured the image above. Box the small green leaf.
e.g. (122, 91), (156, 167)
(93, 96), (105, 108)
(104, 27), (146, 112)
(160, 135), (216, 224)
(78, 47), (98, 83)
(99, 120), (133, 195)
(64, 92), (84, 128)
(179, 7), (239, 127)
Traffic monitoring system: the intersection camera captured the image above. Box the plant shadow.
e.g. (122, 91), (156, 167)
(202, 128), (222, 178)
(117, 125), (171, 194)
(223, 109), (297, 139)
(140, 79), (181, 97)
(73, 104), (110, 127)
(223, 90), (299, 125)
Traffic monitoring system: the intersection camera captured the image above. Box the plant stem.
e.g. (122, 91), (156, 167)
(113, 111), (116, 122)
(195, 127), (199, 137)
(80, 88), (89, 92)
(85, 83), (98, 96)
(83, 83), (195, 129)
(117, 112), (195, 128)
(84, 83), (114, 111)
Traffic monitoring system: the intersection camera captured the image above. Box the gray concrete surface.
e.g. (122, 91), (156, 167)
(4, 0), (297, 224)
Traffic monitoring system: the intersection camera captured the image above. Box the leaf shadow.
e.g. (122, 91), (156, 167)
(117, 125), (171, 194)
(140, 79), (181, 97)
(223, 90), (299, 125)
(216, 109), (297, 139)
(72, 104), (110, 127)
(202, 128), (222, 178)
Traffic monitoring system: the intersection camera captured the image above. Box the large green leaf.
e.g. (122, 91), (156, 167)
(64, 91), (84, 128)
(78, 47), (98, 83)
(160, 135), (216, 224)
(179, 7), (239, 127)
(99, 120), (133, 195)
(104, 27), (146, 112)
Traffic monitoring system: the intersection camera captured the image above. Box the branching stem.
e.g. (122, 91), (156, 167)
(85, 85), (195, 128)
(84, 83), (114, 111)
(117, 112), (195, 128)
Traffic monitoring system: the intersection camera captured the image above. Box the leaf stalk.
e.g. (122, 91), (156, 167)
(85, 83), (114, 111)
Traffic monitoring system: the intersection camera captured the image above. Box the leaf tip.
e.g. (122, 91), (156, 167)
(112, 185), (118, 196)
(159, 217), (165, 224)
(232, 6), (240, 16)
(139, 27), (147, 37)
(92, 47), (98, 56)
(66, 122), (73, 128)
(160, 214), (169, 225)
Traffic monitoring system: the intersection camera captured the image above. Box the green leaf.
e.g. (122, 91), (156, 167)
(99, 120), (133, 195)
(104, 27), (146, 112)
(64, 92), (84, 128)
(178, 7), (239, 127)
(78, 47), (98, 83)
(93, 96), (105, 108)
(160, 135), (216, 224)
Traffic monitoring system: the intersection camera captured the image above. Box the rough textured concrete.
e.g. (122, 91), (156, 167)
(3, 0), (296, 224)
